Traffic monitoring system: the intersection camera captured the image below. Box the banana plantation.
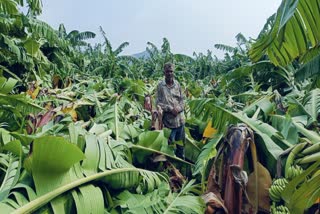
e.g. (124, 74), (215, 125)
(1, 0), (320, 213)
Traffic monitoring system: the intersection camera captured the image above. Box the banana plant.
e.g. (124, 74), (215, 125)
(0, 122), (165, 213)
(249, 0), (320, 66)
(87, 27), (136, 79)
(188, 97), (290, 174)
(58, 24), (96, 49)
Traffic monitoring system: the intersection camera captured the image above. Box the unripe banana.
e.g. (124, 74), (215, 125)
(286, 165), (304, 180)
(269, 187), (281, 202)
(270, 204), (290, 214)
(269, 178), (288, 203)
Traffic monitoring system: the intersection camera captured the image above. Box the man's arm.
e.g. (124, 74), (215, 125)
(156, 84), (173, 112)
(174, 84), (185, 113)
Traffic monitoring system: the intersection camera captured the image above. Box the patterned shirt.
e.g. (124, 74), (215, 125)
(156, 80), (185, 128)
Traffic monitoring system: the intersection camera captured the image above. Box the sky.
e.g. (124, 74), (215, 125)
(38, 0), (282, 57)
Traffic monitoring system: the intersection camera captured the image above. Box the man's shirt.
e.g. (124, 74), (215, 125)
(156, 80), (185, 128)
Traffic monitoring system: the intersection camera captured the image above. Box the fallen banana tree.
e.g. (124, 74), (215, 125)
(204, 123), (272, 214)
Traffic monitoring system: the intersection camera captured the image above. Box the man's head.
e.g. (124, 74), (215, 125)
(163, 62), (175, 83)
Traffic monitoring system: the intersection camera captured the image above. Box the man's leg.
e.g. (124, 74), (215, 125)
(168, 128), (177, 145)
(175, 125), (185, 160)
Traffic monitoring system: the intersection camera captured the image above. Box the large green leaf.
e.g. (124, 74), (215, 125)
(3, 140), (23, 157)
(0, 120), (169, 213)
(192, 135), (220, 176)
(1, 168), (163, 214)
(243, 95), (274, 117)
(249, 0), (320, 66)
(24, 136), (84, 174)
(193, 133), (222, 191)
(1, 34), (22, 61)
(23, 136), (85, 199)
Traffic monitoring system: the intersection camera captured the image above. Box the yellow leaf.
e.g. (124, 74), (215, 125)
(31, 86), (40, 99)
(62, 105), (78, 121)
(203, 121), (217, 138)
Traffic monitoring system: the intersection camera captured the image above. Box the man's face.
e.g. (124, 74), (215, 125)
(164, 67), (174, 81)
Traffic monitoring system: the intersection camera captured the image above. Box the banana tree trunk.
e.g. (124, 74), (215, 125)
(205, 124), (254, 214)
(224, 125), (251, 213)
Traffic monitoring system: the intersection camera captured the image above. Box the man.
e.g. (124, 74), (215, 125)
(156, 62), (185, 159)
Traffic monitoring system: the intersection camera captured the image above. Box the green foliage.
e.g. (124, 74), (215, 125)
(1, 2), (320, 212)
(113, 180), (205, 214)
(295, 53), (320, 82)
(0, 153), (20, 201)
(302, 88), (320, 124)
(249, 0), (320, 66)
(281, 160), (320, 213)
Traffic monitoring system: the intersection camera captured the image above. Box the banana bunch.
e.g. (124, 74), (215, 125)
(269, 178), (288, 202)
(297, 143), (320, 165)
(270, 203), (290, 214)
(286, 165), (303, 180)
(285, 143), (308, 180)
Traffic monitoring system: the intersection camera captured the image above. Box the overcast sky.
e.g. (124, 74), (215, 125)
(38, 0), (282, 57)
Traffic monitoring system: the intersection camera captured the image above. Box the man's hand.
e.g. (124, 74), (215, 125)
(171, 106), (181, 116)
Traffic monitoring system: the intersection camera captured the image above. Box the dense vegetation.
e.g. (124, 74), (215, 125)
(0, 0), (320, 213)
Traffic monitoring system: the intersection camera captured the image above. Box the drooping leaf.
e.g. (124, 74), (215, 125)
(193, 133), (222, 177)
(246, 162), (272, 213)
(249, 0), (320, 66)
(9, 168), (164, 214)
(23, 136), (85, 197)
(24, 136), (85, 174)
